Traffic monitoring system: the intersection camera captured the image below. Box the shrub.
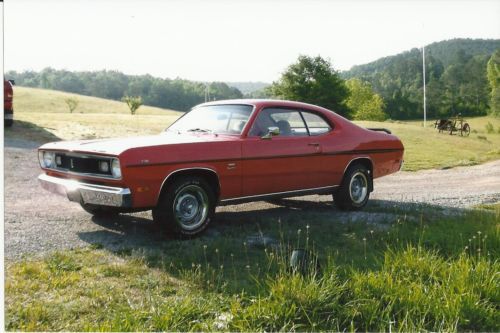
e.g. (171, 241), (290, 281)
(64, 98), (78, 113)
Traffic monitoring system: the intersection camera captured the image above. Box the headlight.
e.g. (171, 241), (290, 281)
(38, 151), (55, 168)
(98, 160), (110, 173)
(111, 158), (121, 178)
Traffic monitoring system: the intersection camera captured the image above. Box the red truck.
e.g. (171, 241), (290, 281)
(4, 79), (14, 127)
(38, 99), (404, 237)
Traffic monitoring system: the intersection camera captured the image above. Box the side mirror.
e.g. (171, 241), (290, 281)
(261, 126), (280, 140)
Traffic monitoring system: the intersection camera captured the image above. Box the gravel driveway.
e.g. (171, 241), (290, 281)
(5, 138), (500, 259)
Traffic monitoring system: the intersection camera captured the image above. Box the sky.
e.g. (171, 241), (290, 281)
(5, 0), (500, 83)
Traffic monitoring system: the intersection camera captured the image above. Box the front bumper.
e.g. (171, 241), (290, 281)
(38, 173), (132, 207)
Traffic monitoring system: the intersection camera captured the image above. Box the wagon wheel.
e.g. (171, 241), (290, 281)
(461, 123), (471, 136)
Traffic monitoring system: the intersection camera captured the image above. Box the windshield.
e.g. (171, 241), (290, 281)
(166, 104), (253, 135)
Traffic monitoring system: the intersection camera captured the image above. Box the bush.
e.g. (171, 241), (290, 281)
(64, 98), (78, 113)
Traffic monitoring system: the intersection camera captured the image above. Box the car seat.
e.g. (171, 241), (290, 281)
(276, 120), (292, 136)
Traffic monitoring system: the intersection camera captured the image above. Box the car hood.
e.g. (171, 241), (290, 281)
(38, 132), (234, 156)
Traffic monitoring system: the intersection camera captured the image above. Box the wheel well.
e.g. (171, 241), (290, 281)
(158, 168), (220, 204)
(344, 158), (374, 192)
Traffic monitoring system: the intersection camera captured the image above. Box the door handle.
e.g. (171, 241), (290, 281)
(308, 143), (320, 146)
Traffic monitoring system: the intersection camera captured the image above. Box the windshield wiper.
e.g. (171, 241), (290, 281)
(187, 128), (212, 133)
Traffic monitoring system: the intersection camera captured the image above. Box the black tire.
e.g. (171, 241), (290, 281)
(333, 163), (370, 211)
(4, 119), (13, 127)
(81, 203), (119, 217)
(152, 176), (215, 237)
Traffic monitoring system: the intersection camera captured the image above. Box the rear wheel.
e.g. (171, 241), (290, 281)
(333, 164), (370, 211)
(80, 203), (118, 217)
(152, 176), (215, 237)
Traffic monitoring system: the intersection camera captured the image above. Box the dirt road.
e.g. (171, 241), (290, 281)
(4, 138), (500, 259)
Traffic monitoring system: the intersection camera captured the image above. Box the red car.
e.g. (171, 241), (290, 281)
(38, 100), (404, 236)
(4, 79), (14, 127)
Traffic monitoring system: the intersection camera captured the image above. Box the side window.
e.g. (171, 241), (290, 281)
(249, 108), (308, 137)
(302, 112), (332, 135)
(270, 110), (308, 136)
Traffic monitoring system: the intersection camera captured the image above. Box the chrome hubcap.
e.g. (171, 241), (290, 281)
(349, 172), (368, 204)
(173, 185), (209, 230)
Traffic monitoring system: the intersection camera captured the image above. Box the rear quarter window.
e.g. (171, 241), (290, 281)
(301, 111), (332, 135)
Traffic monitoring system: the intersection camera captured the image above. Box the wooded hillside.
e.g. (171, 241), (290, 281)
(343, 38), (500, 119)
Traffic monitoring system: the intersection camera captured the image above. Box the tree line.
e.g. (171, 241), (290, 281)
(6, 39), (499, 119)
(5, 68), (243, 111)
(248, 39), (500, 120)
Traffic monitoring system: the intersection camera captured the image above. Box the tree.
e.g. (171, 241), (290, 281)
(345, 79), (387, 121)
(64, 97), (79, 113)
(271, 55), (350, 116)
(122, 96), (142, 115)
(487, 49), (500, 116)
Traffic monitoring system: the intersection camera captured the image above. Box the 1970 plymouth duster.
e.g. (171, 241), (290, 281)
(38, 99), (404, 236)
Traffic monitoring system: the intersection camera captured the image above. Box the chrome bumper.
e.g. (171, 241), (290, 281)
(38, 174), (132, 207)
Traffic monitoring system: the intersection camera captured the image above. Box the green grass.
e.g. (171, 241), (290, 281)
(5, 205), (499, 331)
(12, 86), (182, 140)
(355, 118), (500, 171)
(13, 86), (181, 115)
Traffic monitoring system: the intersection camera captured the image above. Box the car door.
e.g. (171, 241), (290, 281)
(241, 107), (318, 196)
(299, 110), (339, 188)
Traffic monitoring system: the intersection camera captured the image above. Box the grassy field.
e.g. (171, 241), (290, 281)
(9, 86), (500, 171)
(357, 117), (500, 171)
(5, 204), (499, 331)
(12, 86), (182, 140)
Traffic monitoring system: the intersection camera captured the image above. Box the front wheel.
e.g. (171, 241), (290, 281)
(333, 164), (370, 211)
(152, 176), (215, 237)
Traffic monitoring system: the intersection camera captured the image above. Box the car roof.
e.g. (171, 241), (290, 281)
(197, 99), (333, 113)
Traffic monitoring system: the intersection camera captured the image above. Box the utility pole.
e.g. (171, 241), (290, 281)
(422, 45), (427, 128)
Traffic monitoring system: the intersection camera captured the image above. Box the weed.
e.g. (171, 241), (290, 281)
(45, 252), (82, 273)
(5, 206), (500, 331)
